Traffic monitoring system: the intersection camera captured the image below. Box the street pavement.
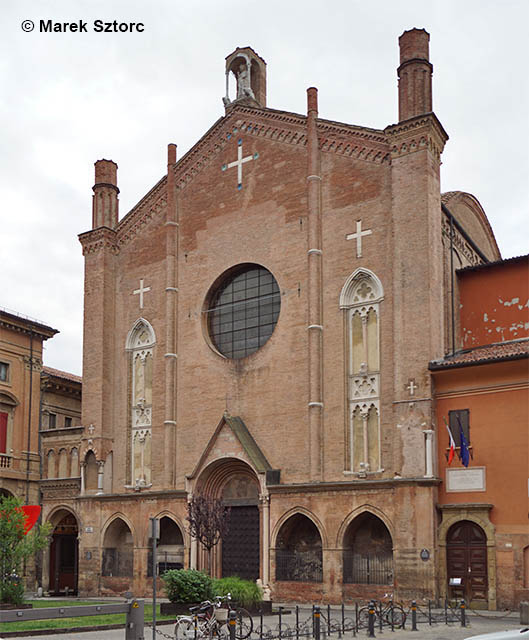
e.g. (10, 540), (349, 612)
(3, 606), (525, 640)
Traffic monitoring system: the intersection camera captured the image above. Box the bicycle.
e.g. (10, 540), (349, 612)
(174, 594), (253, 640)
(357, 596), (406, 629)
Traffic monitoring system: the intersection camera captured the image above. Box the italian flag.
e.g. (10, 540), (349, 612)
(444, 418), (456, 465)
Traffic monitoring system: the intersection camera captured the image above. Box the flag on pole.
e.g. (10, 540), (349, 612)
(456, 415), (470, 467)
(443, 418), (456, 465)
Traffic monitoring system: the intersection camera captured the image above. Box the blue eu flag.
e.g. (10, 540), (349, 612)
(458, 420), (470, 467)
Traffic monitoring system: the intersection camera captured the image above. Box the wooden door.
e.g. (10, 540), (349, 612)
(50, 534), (78, 594)
(222, 506), (260, 580)
(447, 520), (488, 606)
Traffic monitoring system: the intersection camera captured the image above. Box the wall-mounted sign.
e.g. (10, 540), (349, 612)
(446, 467), (486, 492)
(85, 551), (92, 560)
(85, 526), (94, 533)
(449, 577), (462, 586)
(420, 549), (430, 561)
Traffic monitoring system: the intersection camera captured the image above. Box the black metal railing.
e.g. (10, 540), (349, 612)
(275, 549), (323, 582)
(342, 550), (393, 585)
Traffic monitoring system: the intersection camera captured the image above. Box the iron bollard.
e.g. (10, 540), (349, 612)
(327, 604), (331, 635)
(460, 599), (466, 627)
(229, 610), (237, 640)
(367, 600), (376, 638)
(279, 605), (283, 638)
(194, 613), (198, 640)
(313, 605), (321, 640)
(428, 600), (432, 626)
(125, 598), (145, 640)
(411, 600), (418, 631)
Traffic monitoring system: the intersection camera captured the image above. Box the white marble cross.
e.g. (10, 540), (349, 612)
(133, 279), (151, 309)
(222, 138), (258, 190)
(346, 220), (373, 258)
(406, 379), (417, 396)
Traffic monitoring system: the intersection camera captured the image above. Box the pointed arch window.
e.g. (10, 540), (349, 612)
(126, 318), (155, 487)
(340, 269), (383, 474)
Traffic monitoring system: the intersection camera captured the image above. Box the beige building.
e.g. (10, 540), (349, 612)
(39, 29), (514, 607)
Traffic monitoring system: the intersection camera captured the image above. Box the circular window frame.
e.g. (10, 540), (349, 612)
(202, 263), (281, 360)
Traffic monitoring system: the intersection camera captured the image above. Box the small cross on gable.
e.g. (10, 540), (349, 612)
(221, 137), (258, 190)
(346, 220), (373, 258)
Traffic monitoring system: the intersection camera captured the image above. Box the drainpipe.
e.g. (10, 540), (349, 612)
(450, 216), (455, 356)
(25, 331), (34, 505)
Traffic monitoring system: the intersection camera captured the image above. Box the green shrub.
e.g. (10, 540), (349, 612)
(0, 574), (24, 605)
(161, 569), (214, 604)
(213, 576), (263, 608)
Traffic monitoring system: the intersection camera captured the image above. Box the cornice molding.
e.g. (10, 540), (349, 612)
(385, 113), (448, 161)
(40, 477), (81, 499)
(78, 226), (118, 256)
(267, 476), (441, 494)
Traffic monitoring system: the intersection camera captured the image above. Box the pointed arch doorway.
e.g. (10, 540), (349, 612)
(197, 459), (261, 580)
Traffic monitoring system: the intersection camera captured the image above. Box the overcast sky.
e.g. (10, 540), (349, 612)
(2, 0), (528, 376)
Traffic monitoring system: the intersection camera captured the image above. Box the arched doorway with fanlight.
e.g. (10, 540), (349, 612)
(48, 509), (79, 595)
(446, 520), (488, 607)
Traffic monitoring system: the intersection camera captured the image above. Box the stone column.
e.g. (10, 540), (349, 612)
(190, 537), (197, 569)
(424, 429), (434, 477)
(260, 494), (270, 591)
(80, 461), (86, 495)
(96, 460), (105, 495)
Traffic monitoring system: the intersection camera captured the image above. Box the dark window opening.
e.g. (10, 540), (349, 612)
(0, 362), (8, 382)
(449, 409), (470, 446)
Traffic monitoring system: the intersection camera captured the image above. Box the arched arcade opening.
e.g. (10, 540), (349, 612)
(342, 512), (393, 585)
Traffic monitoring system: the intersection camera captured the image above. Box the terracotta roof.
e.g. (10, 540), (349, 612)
(429, 339), (529, 370)
(42, 366), (82, 384)
(457, 253), (529, 274)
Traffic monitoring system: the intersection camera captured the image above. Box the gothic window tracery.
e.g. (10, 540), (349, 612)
(126, 319), (155, 487)
(340, 269), (383, 474)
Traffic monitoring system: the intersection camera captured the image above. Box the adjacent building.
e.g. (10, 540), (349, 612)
(431, 255), (529, 608)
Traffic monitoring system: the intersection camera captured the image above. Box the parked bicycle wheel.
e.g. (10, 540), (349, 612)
(384, 605), (406, 628)
(357, 607), (373, 629)
(175, 618), (201, 640)
(232, 607), (253, 639)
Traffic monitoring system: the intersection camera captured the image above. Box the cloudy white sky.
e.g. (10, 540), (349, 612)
(1, 0), (528, 375)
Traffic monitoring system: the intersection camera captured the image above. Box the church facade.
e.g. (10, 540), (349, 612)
(41, 29), (517, 606)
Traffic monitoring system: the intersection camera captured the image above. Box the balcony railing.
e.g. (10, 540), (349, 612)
(0, 454), (12, 469)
